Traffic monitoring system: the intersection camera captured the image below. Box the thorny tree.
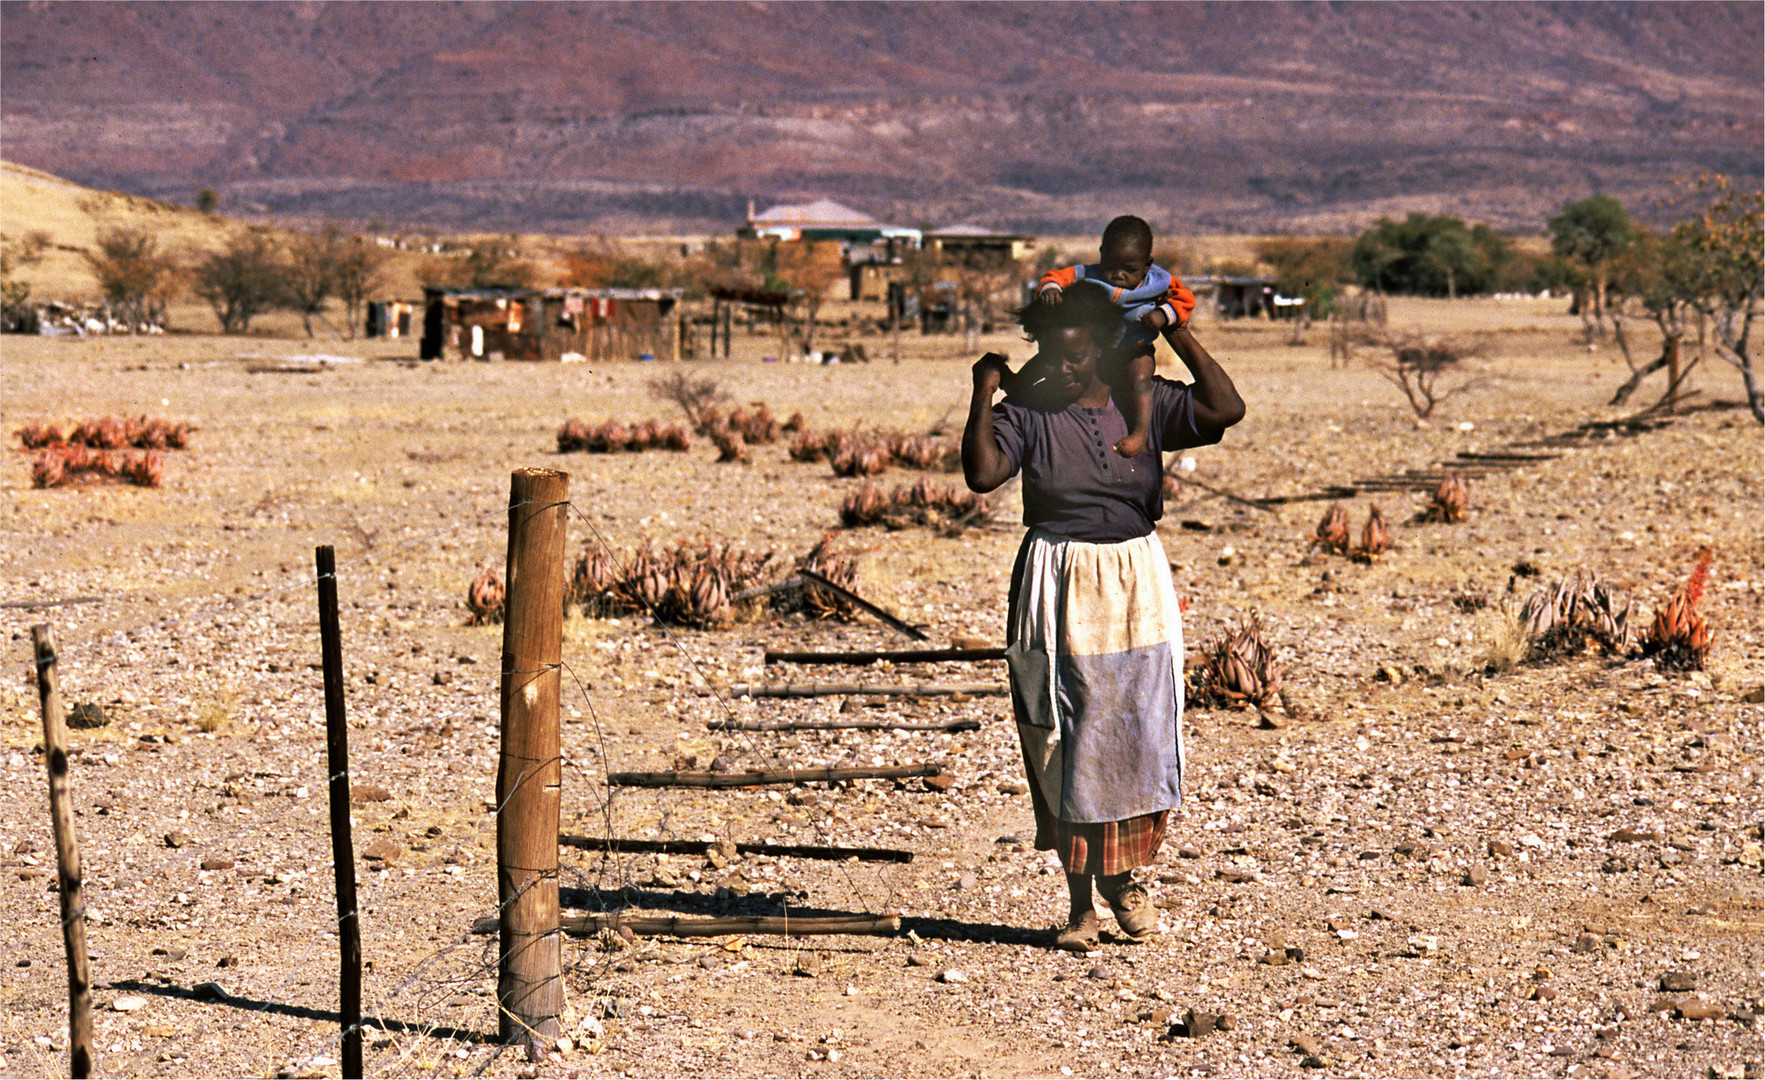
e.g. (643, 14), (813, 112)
(1607, 177), (1764, 423)
(769, 240), (844, 358)
(1674, 177), (1763, 423)
(86, 226), (178, 332)
(284, 223), (346, 338)
(333, 233), (388, 341)
(646, 370), (729, 427)
(195, 228), (286, 335)
(1349, 327), (1487, 419)
(1549, 195), (1634, 341)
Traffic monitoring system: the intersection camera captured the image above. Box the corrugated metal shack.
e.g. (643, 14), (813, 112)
(420, 287), (682, 361)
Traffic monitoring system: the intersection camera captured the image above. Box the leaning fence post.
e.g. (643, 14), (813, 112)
(496, 468), (569, 1052)
(32, 624), (93, 1079)
(316, 546), (363, 1079)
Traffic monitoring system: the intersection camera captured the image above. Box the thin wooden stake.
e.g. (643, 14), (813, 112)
(764, 646), (1004, 665)
(33, 624), (92, 1079)
(315, 546), (363, 1079)
(497, 468), (569, 1050)
(559, 834), (915, 863)
(726, 682), (1003, 699)
(797, 568), (928, 641)
(608, 763), (942, 789)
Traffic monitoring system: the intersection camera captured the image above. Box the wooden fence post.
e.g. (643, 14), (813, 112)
(315, 546), (363, 1079)
(497, 468), (569, 1052)
(32, 624), (93, 1079)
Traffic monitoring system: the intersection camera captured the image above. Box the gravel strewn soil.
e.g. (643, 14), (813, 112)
(1, 303), (1759, 1079)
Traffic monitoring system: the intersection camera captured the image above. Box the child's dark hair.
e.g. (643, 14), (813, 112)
(1014, 281), (1120, 343)
(1102, 214), (1154, 254)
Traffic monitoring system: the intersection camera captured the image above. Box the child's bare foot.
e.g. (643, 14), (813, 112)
(1113, 430), (1149, 458)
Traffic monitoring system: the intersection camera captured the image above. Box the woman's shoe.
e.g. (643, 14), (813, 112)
(1055, 909), (1101, 952)
(1104, 882), (1157, 940)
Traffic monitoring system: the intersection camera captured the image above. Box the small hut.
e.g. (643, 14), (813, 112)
(419, 287), (682, 361)
(365, 300), (417, 339)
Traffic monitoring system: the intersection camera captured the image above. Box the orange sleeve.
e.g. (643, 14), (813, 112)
(1163, 277), (1196, 327)
(1038, 265), (1079, 292)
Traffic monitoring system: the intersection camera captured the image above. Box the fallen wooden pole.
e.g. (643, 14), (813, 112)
(764, 646), (1004, 665)
(1178, 476), (1281, 513)
(797, 568), (928, 641)
(708, 716), (980, 733)
(33, 625), (93, 1079)
(1452, 451), (1559, 463)
(559, 834), (914, 863)
(1250, 486), (1361, 506)
(0, 596), (103, 611)
(474, 912), (902, 938)
(727, 682), (1003, 699)
(497, 468), (568, 1051)
(315, 546), (363, 1080)
(608, 763), (943, 789)
(566, 912), (901, 938)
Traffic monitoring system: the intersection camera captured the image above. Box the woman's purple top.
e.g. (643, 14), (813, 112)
(989, 374), (1217, 544)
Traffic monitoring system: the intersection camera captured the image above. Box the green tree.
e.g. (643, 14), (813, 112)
(1549, 195), (1633, 338)
(1350, 215), (1508, 297)
(196, 229), (286, 334)
(1255, 237), (1352, 318)
(86, 226), (179, 332)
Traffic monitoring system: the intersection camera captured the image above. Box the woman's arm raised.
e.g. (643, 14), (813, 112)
(1163, 326), (1245, 441)
(962, 352), (1015, 493)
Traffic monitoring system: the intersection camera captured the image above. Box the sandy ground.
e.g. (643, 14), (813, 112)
(0, 300), (1760, 1080)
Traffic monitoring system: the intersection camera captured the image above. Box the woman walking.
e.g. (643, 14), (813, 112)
(962, 282), (1244, 951)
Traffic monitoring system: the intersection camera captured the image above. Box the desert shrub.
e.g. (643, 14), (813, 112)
(1189, 613), (1283, 710)
(1639, 547), (1714, 671)
(646, 371), (730, 427)
(1517, 571), (1636, 661)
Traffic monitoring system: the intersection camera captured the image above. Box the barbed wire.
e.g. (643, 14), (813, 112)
(28, 499), (514, 670)
(15, 489), (950, 1078)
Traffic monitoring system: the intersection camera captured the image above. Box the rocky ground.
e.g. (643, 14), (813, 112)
(0, 300), (1760, 1079)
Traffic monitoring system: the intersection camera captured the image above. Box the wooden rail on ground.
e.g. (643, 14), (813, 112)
(475, 913), (903, 939)
(559, 834), (914, 863)
(726, 682), (1003, 699)
(763, 646), (1004, 665)
(608, 763), (944, 789)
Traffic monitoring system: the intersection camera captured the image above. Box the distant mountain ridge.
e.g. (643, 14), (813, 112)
(2, 1), (1759, 235)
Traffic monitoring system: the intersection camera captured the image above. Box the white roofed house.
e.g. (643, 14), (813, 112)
(740, 199), (923, 303)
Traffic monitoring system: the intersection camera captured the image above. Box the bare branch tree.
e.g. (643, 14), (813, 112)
(1348, 327), (1488, 419)
(195, 229), (286, 335)
(333, 233), (389, 340)
(646, 370), (729, 426)
(284, 223), (345, 337)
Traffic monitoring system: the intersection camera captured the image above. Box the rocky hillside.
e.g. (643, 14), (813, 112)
(2, 1), (1759, 234)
